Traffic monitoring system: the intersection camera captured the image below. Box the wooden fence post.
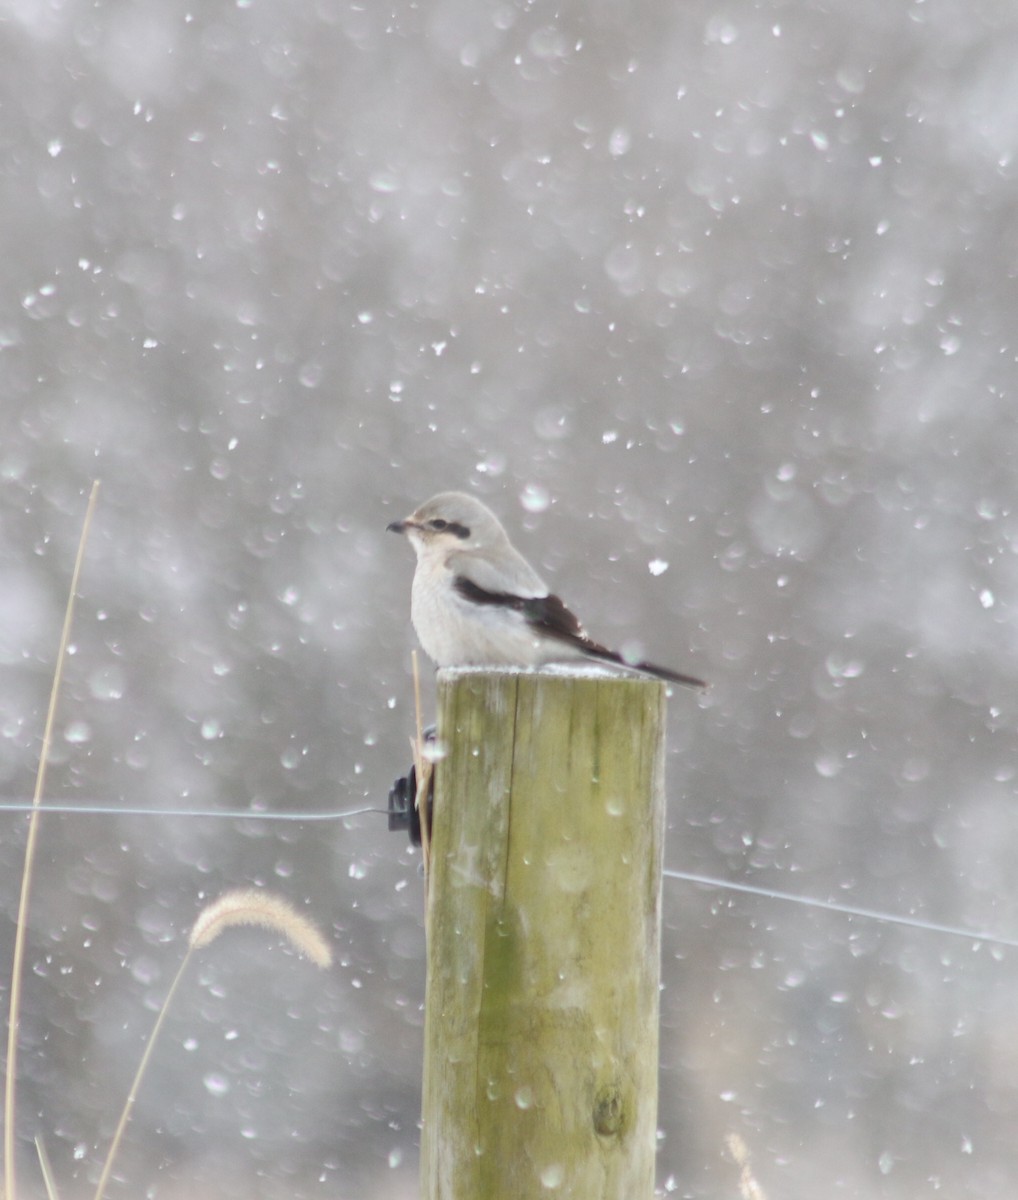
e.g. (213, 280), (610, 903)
(420, 669), (667, 1199)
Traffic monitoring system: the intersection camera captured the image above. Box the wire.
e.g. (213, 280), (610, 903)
(0, 802), (384, 822)
(0, 798), (1013, 949)
(663, 866), (1018, 950)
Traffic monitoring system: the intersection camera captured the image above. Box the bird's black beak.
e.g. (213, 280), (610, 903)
(386, 519), (406, 534)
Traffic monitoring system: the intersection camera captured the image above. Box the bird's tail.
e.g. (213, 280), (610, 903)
(581, 643), (706, 690)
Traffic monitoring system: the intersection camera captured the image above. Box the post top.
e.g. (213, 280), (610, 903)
(436, 664), (664, 684)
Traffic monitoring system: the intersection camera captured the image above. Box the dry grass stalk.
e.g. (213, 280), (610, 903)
(725, 1132), (768, 1200)
(93, 889), (331, 1200)
(4, 481), (100, 1200)
(411, 650), (433, 883)
(34, 1135), (62, 1200)
(1, 485), (333, 1200)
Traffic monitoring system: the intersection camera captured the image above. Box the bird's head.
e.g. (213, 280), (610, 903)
(386, 492), (506, 559)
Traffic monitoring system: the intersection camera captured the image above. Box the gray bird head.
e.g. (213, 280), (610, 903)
(386, 492), (509, 556)
(387, 491), (549, 596)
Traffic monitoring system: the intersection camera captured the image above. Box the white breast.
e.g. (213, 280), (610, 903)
(410, 563), (546, 668)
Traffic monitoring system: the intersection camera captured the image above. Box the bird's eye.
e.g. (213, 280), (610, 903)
(429, 519), (448, 531)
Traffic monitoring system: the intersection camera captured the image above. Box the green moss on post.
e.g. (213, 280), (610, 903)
(421, 670), (667, 1199)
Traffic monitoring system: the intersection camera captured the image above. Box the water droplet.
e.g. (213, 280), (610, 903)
(608, 127), (630, 157)
(88, 666), (125, 700)
(298, 361), (323, 388)
(815, 754), (841, 778)
(369, 171), (400, 193)
(520, 484), (550, 513)
(619, 640), (646, 667)
(540, 1163), (564, 1189)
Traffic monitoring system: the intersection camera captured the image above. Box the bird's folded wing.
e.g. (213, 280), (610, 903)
(453, 576), (588, 641)
(453, 575), (706, 689)
(451, 547), (548, 599)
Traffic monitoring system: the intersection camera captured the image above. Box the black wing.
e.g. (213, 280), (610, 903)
(454, 576), (583, 636)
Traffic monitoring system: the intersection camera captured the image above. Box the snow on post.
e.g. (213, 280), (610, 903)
(421, 669), (666, 1199)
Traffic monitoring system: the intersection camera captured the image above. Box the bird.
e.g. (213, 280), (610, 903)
(386, 491), (705, 689)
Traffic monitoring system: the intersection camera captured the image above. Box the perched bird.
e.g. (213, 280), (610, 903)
(387, 491), (705, 689)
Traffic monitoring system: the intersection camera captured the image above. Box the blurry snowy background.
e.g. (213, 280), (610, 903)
(1, 0), (1017, 1196)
